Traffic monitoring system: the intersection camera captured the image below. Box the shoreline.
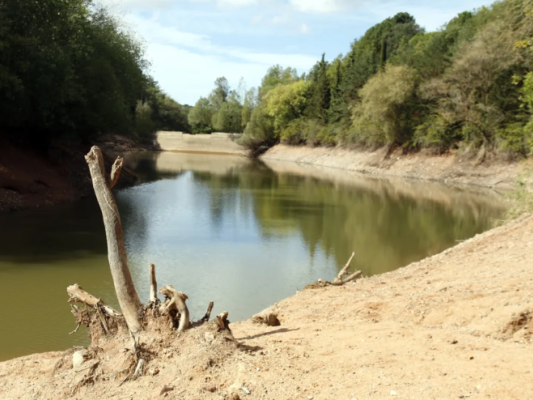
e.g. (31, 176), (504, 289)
(261, 144), (533, 191)
(1, 211), (532, 398)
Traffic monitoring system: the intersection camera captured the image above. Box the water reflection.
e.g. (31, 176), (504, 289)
(0, 151), (505, 361)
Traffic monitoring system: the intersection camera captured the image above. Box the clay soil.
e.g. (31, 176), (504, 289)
(1, 210), (532, 399)
(0, 137), (138, 212)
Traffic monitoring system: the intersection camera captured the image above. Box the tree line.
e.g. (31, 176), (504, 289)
(188, 0), (533, 157)
(0, 0), (190, 147)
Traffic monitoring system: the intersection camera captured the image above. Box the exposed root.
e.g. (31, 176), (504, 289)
(159, 285), (190, 332)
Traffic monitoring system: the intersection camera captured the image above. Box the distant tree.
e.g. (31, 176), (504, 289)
(212, 91), (243, 132)
(188, 97), (214, 133)
(209, 77), (230, 111)
(264, 80), (311, 133)
(241, 87), (258, 128)
(351, 65), (418, 144)
(307, 54), (331, 123)
(259, 65), (299, 99)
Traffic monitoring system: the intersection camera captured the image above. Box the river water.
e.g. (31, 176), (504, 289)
(0, 152), (505, 361)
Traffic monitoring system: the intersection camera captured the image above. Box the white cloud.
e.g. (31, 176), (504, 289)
(217, 0), (258, 7)
(300, 23), (310, 34)
(96, 0), (175, 10)
(97, 0), (258, 10)
(289, 0), (360, 13)
(126, 15), (316, 104)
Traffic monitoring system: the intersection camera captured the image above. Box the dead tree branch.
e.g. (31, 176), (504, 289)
(159, 285), (190, 332)
(85, 146), (142, 332)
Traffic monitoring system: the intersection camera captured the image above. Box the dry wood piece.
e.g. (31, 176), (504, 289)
(160, 385), (174, 396)
(67, 284), (122, 317)
(132, 359), (145, 380)
(202, 301), (214, 322)
(159, 285), (190, 332)
(149, 263), (159, 305)
(331, 251), (362, 286)
(304, 252), (363, 289)
(215, 311), (230, 331)
(85, 146), (142, 332)
(252, 307), (280, 326)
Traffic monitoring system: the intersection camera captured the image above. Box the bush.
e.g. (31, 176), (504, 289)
(351, 65), (418, 144)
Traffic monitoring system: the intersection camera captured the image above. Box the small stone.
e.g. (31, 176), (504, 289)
(149, 367), (160, 376)
(72, 350), (87, 368)
(390, 390), (398, 396)
(231, 394), (241, 400)
(241, 385), (251, 395)
(205, 332), (215, 343)
(202, 385), (217, 393)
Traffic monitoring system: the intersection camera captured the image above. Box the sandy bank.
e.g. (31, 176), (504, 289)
(156, 131), (246, 155)
(262, 144), (533, 190)
(1, 210), (532, 399)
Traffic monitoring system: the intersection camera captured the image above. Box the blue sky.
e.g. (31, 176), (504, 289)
(98, 0), (495, 106)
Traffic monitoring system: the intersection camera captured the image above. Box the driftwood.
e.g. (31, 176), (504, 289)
(67, 284), (123, 335)
(201, 302), (214, 322)
(85, 146), (142, 332)
(159, 285), (190, 332)
(215, 311), (230, 331)
(305, 252), (363, 289)
(252, 307), (280, 326)
(149, 263), (159, 305)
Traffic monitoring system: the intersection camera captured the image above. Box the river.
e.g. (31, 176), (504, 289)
(0, 151), (505, 361)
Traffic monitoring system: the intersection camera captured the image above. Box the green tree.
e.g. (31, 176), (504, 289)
(188, 97), (214, 133)
(351, 65), (418, 144)
(212, 91), (243, 132)
(241, 87), (258, 129)
(264, 80), (311, 133)
(307, 54), (331, 123)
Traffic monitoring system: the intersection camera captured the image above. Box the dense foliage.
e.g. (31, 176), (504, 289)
(220, 0), (533, 156)
(0, 0), (189, 146)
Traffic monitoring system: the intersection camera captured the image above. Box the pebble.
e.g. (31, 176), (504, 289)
(72, 350), (87, 368)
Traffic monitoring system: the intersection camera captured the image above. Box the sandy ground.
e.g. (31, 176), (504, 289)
(262, 144), (533, 190)
(155, 132), (246, 155)
(1, 210), (532, 399)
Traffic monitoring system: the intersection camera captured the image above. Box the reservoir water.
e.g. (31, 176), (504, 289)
(0, 152), (505, 361)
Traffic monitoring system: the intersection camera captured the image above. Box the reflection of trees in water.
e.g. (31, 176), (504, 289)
(0, 198), (108, 264)
(191, 163), (502, 276)
(125, 152), (187, 184)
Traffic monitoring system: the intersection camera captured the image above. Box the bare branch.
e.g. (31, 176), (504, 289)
(333, 252), (355, 284)
(149, 263), (159, 304)
(159, 285), (190, 332)
(330, 270), (362, 286)
(109, 156), (123, 189)
(85, 146), (142, 332)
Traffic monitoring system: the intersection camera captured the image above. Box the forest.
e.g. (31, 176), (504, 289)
(3, 0), (533, 158)
(189, 0), (533, 158)
(0, 0), (190, 147)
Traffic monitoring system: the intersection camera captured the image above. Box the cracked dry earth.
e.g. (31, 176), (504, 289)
(1, 214), (533, 400)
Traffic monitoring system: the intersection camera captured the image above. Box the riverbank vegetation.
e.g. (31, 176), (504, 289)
(0, 0), (190, 148)
(188, 0), (533, 158)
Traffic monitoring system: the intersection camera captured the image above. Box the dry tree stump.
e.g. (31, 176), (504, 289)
(67, 146), (231, 353)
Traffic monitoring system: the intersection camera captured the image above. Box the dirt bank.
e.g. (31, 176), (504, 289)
(0, 138), (137, 213)
(155, 131), (245, 155)
(1, 210), (532, 399)
(262, 144), (533, 190)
